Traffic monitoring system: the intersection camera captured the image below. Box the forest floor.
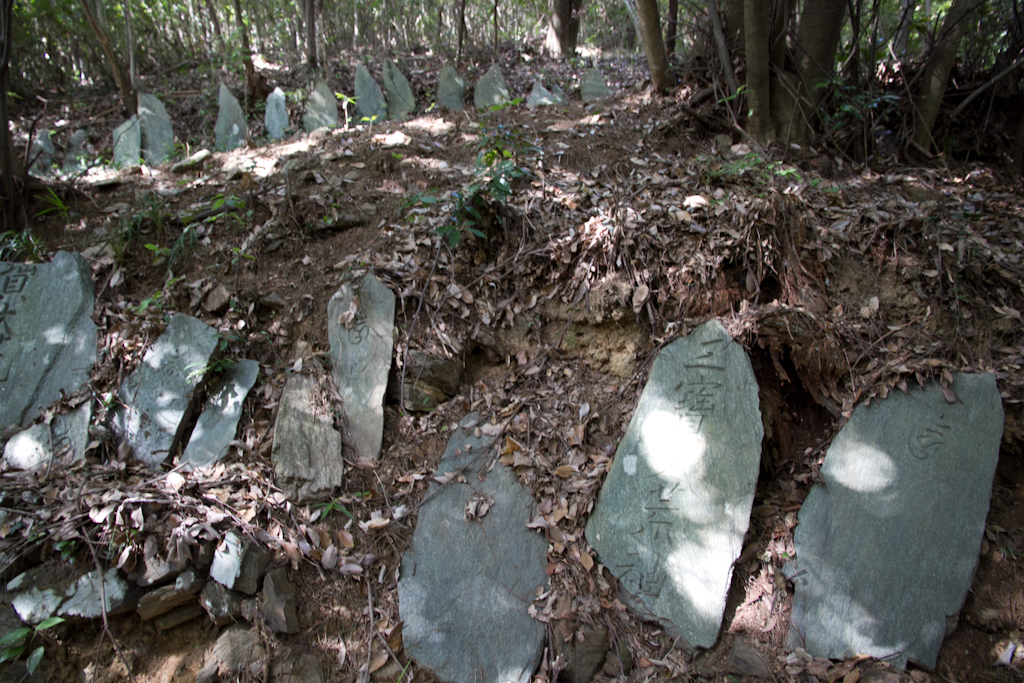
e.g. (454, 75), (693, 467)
(4, 44), (1024, 683)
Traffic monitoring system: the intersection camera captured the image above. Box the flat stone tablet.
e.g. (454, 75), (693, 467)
(138, 93), (175, 165)
(0, 252), (97, 430)
(437, 65), (465, 111)
(354, 64), (387, 123)
(182, 359), (259, 470)
(789, 373), (1004, 668)
(399, 413), (547, 683)
(303, 80), (337, 132)
(112, 115), (141, 168)
(580, 69), (610, 102)
(383, 61), (416, 121)
(586, 320), (762, 649)
(270, 374), (344, 502)
(214, 84), (247, 152)
(265, 87), (289, 139)
(328, 273), (394, 463)
(112, 314), (220, 468)
(474, 64), (510, 111)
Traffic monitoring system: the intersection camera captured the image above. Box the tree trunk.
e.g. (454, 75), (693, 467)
(744, 0), (773, 142)
(635, 0), (669, 91)
(493, 0), (498, 58)
(789, 0), (847, 140)
(79, 0), (134, 115)
(665, 0), (677, 56)
(893, 0), (916, 56)
(544, 0), (582, 57)
(1, 0), (14, 232)
(233, 0), (269, 103)
(457, 0), (466, 61)
(708, 0), (737, 96)
(304, 0), (318, 71)
(912, 0), (974, 151)
(619, 0), (643, 51)
(124, 0), (137, 89)
(203, 0), (226, 55)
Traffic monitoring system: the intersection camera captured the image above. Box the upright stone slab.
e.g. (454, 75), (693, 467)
(789, 373), (1004, 669)
(327, 274), (394, 463)
(474, 64), (511, 111)
(354, 64), (387, 123)
(303, 80), (337, 133)
(271, 374), (344, 501)
(580, 69), (611, 102)
(586, 320), (762, 649)
(112, 314), (219, 468)
(399, 413), (547, 683)
(29, 130), (55, 175)
(112, 115), (141, 168)
(382, 61), (416, 121)
(214, 84), (247, 152)
(138, 93), (175, 165)
(0, 252), (97, 430)
(437, 65), (466, 111)
(265, 87), (289, 139)
(182, 359), (259, 470)
(64, 129), (89, 174)
(527, 80), (565, 108)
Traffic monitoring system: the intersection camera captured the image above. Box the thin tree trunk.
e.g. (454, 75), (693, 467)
(80, 0), (133, 115)
(1, 0), (15, 232)
(124, 0), (137, 89)
(304, 0), (318, 70)
(912, 0), (975, 150)
(635, 0), (669, 90)
(744, 0), (773, 142)
(544, 0), (582, 57)
(665, 0), (677, 55)
(708, 0), (737, 96)
(457, 0), (466, 61)
(204, 0), (226, 54)
(493, 0), (498, 58)
(233, 0), (269, 103)
(620, 0), (643, 51)
(893, 0), (916, 56)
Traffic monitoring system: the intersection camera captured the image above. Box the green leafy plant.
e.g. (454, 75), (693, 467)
(336, 93), (357, 129)
(313, 497), (355, 521)
(35, 187), (70, 221)
(0, 616), (66, 675)
(0, 229), (45, 262)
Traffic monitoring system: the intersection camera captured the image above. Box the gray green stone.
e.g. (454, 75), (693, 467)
(182, 359), (259, 470)
(0, 252), (97, 430)
(29, 130), (55, 176)
(271, 374), (344, 501)
(437, 65), (466, 111)
(474, 64), (511, 111)
(586, 319), (762, 649)
(214, 84), (247, 152)
(265, 87), (289, 139)
(580, 69), (611, 102)
(399, 413), (547, 683)
(789, 372), (1004, 669)
(112, 116), (141, 168)
(527, 80), (566, 108)
(138, 93), (175, 165)
(383, 61), (416, 121)
(354, 64), (387, 123)
(327, 273), (394, 463)
(112, 314), (220, 468)
(303, 80), (337, 132)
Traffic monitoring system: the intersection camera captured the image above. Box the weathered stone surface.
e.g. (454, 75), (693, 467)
(112, 115), (141, 168)
(199, 581), (243, 626)
(64, 129), (90, 174)
(328, 274), (395, 463)
(2, 403), (90, 470)
(171, 149), (212, 173)
(586, 320), (762, 649)
(112, 314), (220, 468)
(265, 87), (289, 139)
(260, 567), (299, 634)
(527, 80), (565, 108)
(23, 567), (132, 621)
(210, 531), (271, 595)
(7, 566), (65, 625)
(727, 638), (772, 678)
(383, 61), (416, 121)
(272, 653), (324, 683)
(138, 584), (199, 620)
(29, 130), (55, 175)
(474, 64), (511, 111)
(215, 84), (247, 152)
(303, 80), (337, 133)
(559, 626), (609, 683)
(388, 351), (463, 412)
(354, 64), (387, 123)
(202, 283), (232, 313)
(399, 412), (547, 683)
(138, 93), (175, 165)
(0, 252), (97, 431)
(156, 602), (206, 630)
(789, 373), (1004, 669)
(580, 69), (610, 102)
(271, 375), (345, 500)
(197, 625), (264, 683)
(128, 548), (190, 587)
(438, 65), (466, 111)
(182, 359), (259, 470)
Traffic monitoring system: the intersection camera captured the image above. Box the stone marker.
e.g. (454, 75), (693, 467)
(112, 314), (220, 468)
(527, 80), (566, 108)
(112, 115), (141, 168)
(214, 84), (247, 152)
(0, 252), (97, 431)
(138, 93), (175, 165)
(399, 412), (547, 683)
(474, 64), (511, 111)
(383, 61), (416, 121)
(271, 374), (344, 501)
(437, 65), (466, 111)
(789, 373), (1004, 669)
(8, 566), (132, 624)
(303, 79), (337, 132)
(586, 319), (762, 649)
(328, 273), (394, 462)
(2, 403), (91, 470)
(64, 129), (89, 174)
(354, 64), (387, 124)
(580, 69), (611, 102)
(210, 531), (271, 595)
(29, 130), (55, 175)
(182, 359), (259, 470)
(265, 87), (289, 139)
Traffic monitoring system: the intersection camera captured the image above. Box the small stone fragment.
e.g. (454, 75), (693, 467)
(196, 625), (264, 683)
(171, 149), (212, 173)
(156, 602), (206, 631)
(260, 567), (299, 634)
(272, 653), (324, 683)
(558, 626), (609, 683)
(580, 69), (611, 102)
(271, 375), (345, 500)
(210, 531), (270, 595)
(182, 359), (259, 470)
(727, 638), (772, 678)
(200, 581), (243, 626)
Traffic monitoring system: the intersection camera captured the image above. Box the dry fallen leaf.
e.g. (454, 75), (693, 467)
(338, 529), (355, 549)
(553, 465), (577, 479)
(321, 544), (338, 570)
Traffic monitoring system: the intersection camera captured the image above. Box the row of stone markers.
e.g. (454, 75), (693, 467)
(397, 319), (1004, 682)
(103, 65), (612, 169)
